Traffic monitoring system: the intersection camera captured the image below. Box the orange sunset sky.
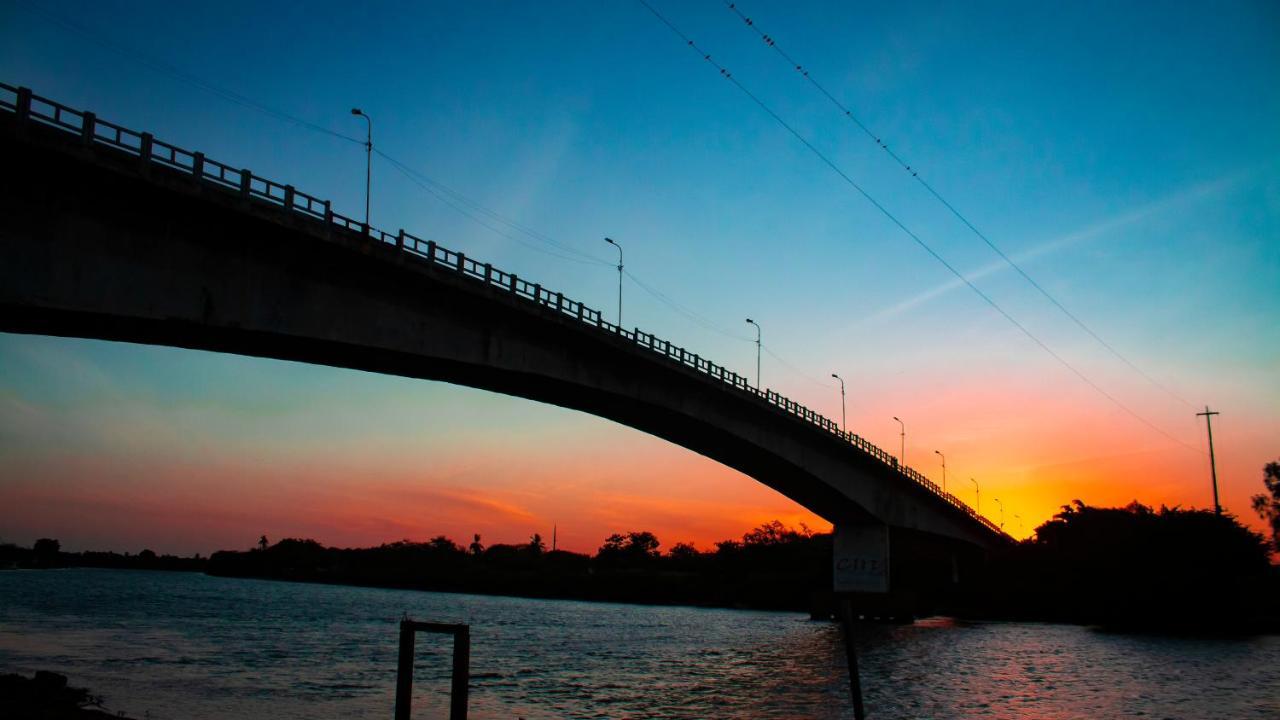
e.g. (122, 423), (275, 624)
(1, 1), (1277, 556)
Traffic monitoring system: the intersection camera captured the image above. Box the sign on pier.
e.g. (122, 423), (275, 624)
(833, 524), (889, 594)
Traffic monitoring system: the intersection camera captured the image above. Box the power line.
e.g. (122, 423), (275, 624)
(22, 2), (854, 409)
(721, 1), (1197, 410)
(23, 3), (795, 362)
(20, 5), (616, 270)
(25, 3), (772, 355)
(25, 0), (1202, 453)
(625, 270), (836, 389)
(379, 154), (772, 350)
(623, 270), (752, 341)
(21, 6), (364, 146)
(763, 345), (836, 388)
(636, 0), (1203, 454)
(377, 150), (612, 267)
(376, 150), (610, 265)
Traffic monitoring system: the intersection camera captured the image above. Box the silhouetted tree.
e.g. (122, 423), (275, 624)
(138, 549), (157, 561)
(427, 535), (459, 553)
(976, 499), (1273, 628)
(529, 533), (546, 555)
(667, 542), (700, 561)
(31, 538), (62, 568)
(714, 539), (742, 555)
(469, 533), (484, 556)
(258, 535), (268, 551)
(1252, 460), (1280, 554)
(627, 531), (660, 557)
(597, 531), (661, 564)
(742, 520), (811, 546)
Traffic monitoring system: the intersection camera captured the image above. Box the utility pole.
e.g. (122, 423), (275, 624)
(745, 318), (761, 389)
(1196, 406), (1222, 515)
(831, 373), (846, 433)
(605, 238), (623, 326)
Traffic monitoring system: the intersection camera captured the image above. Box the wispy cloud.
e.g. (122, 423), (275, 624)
(857, 170), (1248, 327)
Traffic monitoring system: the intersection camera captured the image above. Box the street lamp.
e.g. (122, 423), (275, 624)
(831, 373), (846, 433)
(350, 108), (372, 230)
(1014, 514), (1023, 536)
(994, 497), (1005, 529)
(969, 477), (979, 515)
(892, 416), (905, 467)
(934, 450), (946, 493)
(745, 318), (761, 389)
(604, 237), (623, 325)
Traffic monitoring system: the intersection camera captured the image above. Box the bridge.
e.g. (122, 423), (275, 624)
(0, 84), (1009, 589)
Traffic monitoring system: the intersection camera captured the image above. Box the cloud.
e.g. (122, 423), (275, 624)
(856, 170), (1248, 327)
(390, 485), (539, 524)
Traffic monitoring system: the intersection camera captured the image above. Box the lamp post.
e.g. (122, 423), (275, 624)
(745, 318), (761, 389)
(1014, 514), (1023, 536)
(969, 477), (979, 515)
(831, 373), (846, 433)
(604, 237), (623, 326)
(994, 497), (1004, 529)
(934, 450), (946, 493)
(892, 416), (905, 467)
(350, 108), (372, 230)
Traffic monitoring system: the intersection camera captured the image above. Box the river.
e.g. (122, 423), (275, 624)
(1, 569), (1277, 718)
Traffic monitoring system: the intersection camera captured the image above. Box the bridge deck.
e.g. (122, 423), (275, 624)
(0, 83), (1009, 546)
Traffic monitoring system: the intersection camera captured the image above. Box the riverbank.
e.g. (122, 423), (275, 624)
(1, 671), (136, 719)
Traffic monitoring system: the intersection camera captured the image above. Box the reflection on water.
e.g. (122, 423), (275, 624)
(1, 569), (1278, 719)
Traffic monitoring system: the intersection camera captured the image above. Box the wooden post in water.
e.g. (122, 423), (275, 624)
(394, 619), (415, 720)
(839, 597), (867, 720)
(394, 617), (470, 720)
(451, 626), (470, 719)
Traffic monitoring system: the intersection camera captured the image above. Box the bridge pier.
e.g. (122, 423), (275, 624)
(825, 522), (914, 622)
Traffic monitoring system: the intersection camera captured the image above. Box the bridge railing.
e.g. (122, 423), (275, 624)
(0, 83), (1010, 540)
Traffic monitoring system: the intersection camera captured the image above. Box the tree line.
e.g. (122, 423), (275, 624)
(0, 537), (205, 572)
(204, 520), (831, 611)
(5, 459), (1279, 627)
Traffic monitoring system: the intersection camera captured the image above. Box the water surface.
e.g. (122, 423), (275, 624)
(1, 569), (1277, 718)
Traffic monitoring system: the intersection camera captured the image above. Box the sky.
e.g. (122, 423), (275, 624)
(0, 0), (1277, 556)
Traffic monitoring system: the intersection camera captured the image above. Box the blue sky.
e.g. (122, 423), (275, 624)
(1, 1), (1277, 553)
